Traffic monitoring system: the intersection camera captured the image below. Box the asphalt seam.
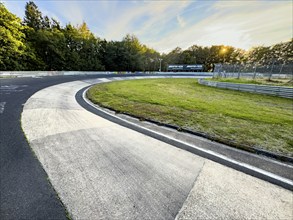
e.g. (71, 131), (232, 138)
(174, 160), (206, 220)
(20, 98), (73, 220)
(77, 84), (293, 191)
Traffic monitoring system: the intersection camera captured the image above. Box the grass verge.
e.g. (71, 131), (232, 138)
(87, 78), (293, 157)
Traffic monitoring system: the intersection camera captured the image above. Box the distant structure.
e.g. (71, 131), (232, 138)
(167, 64), (204, 72)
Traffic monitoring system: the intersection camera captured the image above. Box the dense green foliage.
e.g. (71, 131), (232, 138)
(0, 2), (292, 71)
(0, 3), (30, 70)
(161, 42), (293, 71)
(88, 79), (293, 156)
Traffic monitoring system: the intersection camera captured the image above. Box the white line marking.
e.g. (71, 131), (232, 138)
(99, 78), (111, 82)
(81, 80), (293, 188)
(0, 102), (6, 114)
(0, 85), (28, 93)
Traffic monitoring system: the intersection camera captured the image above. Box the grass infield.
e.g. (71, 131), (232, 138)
(87, 78), (293, 157)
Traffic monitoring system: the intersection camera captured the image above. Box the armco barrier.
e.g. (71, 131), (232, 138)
(0, 71), (213, 77)
(198, 79), (293, 99)
(0, 71), (112, 77)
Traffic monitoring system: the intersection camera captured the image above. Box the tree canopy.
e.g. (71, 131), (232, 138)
(0, 3), (27, 70)
(0, 2), (292, 71)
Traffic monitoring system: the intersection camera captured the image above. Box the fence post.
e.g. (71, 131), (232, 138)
(253, 65), (257, 79)
(279, 63), (284, 74)
(237, 65), (241, 79)
(269, 59), (275, 81)
(233, 64), (236, 73)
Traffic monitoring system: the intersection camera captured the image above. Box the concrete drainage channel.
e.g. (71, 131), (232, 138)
(21, 76), (293, 219)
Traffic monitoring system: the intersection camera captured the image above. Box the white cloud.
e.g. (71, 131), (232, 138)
(104, 1), (193, 40)
(48, 1), (84, 26)
(149, 1), (292, 53)
(177, 15), (186, 28)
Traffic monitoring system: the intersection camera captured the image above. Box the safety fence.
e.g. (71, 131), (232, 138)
(213, 63), (293, 80)
(198, 79), (293, 99)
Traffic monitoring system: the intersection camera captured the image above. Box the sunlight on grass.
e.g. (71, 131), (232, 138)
(87, 78), (293, 156)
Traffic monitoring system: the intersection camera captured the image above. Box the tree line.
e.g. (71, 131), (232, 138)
(1, 1), (292, 71)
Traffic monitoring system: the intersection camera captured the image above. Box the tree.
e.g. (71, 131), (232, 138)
(63, 23), (104, 71)
(0, 3), (28, 70)
(122, 34), (145, 71)
(41, 15), (52, 30)
(23, 1), (43, 30)
(142, 46), (160, 71)
(164, 47), (183, 65)
(2, 1), (291, 72)
(102, 40), (129, 71)
(269, 40), (293, 64)
(186, 45), (209, 64)
(76, 22), (104, 70)
(51, 18), (61, 30)
(33, 29), (66, 70)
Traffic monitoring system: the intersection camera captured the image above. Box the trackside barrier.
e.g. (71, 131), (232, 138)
(0, 71), (113, 77)
(198, 79), (293, 99)
(0, 71), (213, 77)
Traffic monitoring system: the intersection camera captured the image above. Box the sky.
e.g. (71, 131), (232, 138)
(2, 0), (292, 53)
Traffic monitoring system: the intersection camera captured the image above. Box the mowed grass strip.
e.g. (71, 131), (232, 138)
(87, 78), (293, 157)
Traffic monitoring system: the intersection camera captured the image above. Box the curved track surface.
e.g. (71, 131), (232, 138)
(22, 79), (206, 219)
(22, 78), (292, 219)
(0, 74), (140, 219)
(1, 75), (292, 219)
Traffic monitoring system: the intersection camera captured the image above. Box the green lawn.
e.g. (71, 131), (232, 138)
(209, 77), (293, 87)
(87, 78), (293, 157)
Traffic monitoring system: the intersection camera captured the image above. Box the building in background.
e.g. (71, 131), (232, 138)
(167, 64), (204, 72)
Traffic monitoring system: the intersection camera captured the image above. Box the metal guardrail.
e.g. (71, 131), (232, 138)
(0, 71), (213, 77)
(198, 79), (293, 99)
(0, 71), (115, 77)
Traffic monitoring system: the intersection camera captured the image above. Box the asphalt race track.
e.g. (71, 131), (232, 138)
(0, 73), (204, 219)
(0, 74), (141, 219)
(1, 74), (292, 219)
